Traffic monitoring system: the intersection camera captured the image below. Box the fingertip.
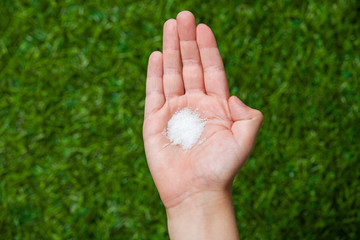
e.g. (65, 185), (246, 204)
(253, 109), (264, 123)
(195, 24), (206, 38)
(176, 10), (196, 41)
(196, 23), (217, 48)
(196, 23), (210, 33)
(147, 51), (163, 79)
(149, 51), (162, 60)
(163, 19), (180, 51)
(148, 50), (163, 66)
(176, 10), (195, 22)
(145, 50), (165, 118)
(164, 18), (177, 31)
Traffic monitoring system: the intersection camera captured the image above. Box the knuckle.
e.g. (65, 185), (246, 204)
(204, 64), (224, 74)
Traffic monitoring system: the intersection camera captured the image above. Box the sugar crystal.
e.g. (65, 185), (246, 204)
(165, 108), (206, 150)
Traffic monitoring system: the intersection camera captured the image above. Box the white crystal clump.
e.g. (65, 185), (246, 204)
(165, 108), (207, 150)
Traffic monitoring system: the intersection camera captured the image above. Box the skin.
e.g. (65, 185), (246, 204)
(143, 11), (263, 240)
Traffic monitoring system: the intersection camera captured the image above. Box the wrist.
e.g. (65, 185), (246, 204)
(166, 190), (239, 240)
(165, 189), (231, 214)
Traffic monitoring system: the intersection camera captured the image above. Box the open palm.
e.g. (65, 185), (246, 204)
(143, 11), (263, 209)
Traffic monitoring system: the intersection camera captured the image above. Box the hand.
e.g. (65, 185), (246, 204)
(143, 11), (263, 239)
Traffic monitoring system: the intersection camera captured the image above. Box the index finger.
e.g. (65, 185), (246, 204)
(196, 24), (229, 99)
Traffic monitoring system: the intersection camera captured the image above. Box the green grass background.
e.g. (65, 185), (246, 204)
(1, 0), (359, 239)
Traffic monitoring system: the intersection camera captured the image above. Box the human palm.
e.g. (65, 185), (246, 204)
(143, 11), (263, 209)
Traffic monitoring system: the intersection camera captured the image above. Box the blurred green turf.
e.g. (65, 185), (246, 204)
(0, 0), (359, 239)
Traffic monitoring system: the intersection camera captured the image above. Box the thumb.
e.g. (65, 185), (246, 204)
(228, 96), (263, 157)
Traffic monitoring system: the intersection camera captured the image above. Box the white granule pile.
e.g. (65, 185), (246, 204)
(165, 108), (207, 150)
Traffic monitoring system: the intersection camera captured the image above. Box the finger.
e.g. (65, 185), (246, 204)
(163, 19), (184, 97)
(228, 96), (263, 151)
(145, 51), (164, 118)
(196, 24), (229, 98)
(176, 11), (205, 93)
